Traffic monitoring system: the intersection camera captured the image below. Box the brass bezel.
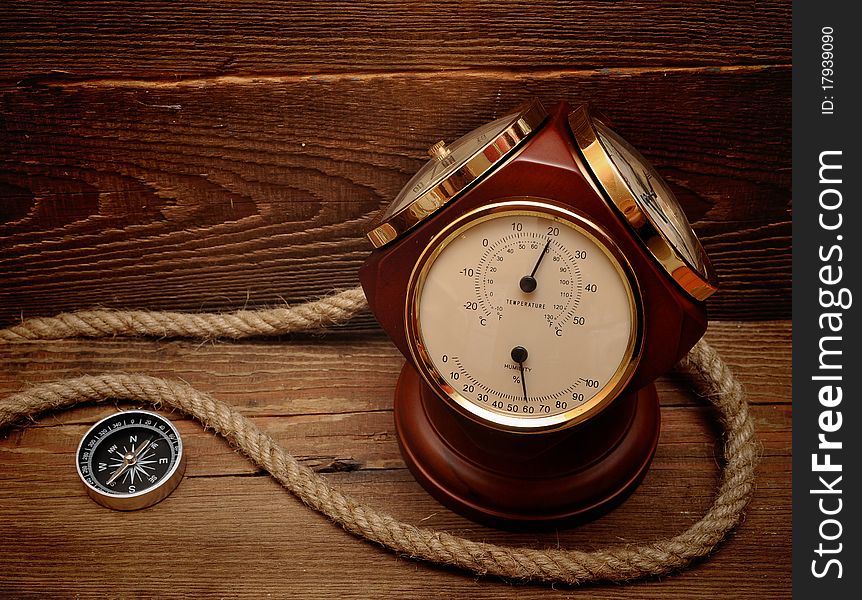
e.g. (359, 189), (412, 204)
(405, 199), (643, 433)
(76, 410), (186, 511)
(569, 104), (718, 301)
(366, 99), (548, 248)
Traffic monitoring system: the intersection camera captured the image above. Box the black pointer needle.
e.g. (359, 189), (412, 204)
(511, 346), (529, 402)
(519, 239), (552, 293)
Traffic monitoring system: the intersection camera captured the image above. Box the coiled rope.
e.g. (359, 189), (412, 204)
(0, 287), (758, 585)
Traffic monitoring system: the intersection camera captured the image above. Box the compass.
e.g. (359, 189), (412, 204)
(76, 410), (186, 511)
(360, 100), (715, 526)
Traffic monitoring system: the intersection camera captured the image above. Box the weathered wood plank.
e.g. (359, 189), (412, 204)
(0, 322), (791, 597)
(0, 1), (791, 81)
(0, 462), (790, 598)
(0, 321), (791, 414)
(0, 402), (790, 482)
(0, 68), (791, 323)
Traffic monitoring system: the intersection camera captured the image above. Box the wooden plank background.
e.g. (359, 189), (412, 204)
(0, 2), (790, 324)
(0, 2), (791, 598)
(1, 1), (790, 77)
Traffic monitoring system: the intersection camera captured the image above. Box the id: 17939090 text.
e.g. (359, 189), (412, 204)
(821, 26), (836, 115)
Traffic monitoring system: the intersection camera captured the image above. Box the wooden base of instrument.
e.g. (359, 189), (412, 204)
(393, 362), (660, 529)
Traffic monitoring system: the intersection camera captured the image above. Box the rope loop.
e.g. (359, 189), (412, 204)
(0, 287), (758, 585)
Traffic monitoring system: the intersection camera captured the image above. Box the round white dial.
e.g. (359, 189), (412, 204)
(593, 120), (710, 281)
(408, 201), (640, 431)
(380, 114), (519, 221)
(366, 99), (547, 248)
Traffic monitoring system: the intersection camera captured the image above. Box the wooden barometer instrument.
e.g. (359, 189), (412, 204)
(359, 99), (718, 527)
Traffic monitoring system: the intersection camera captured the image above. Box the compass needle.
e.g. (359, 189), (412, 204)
(106, 463), (129, 486)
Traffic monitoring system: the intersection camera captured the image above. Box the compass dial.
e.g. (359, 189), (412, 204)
(406, 200), (642, 432)
(76, 410), (186, 510)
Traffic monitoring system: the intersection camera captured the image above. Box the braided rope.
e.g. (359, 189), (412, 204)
(0, 287), (758, 585)
(0, 287), (368, 341)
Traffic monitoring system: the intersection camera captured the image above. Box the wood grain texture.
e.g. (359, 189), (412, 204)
(0, 67), (791, 324)
(0, 322), (791, 598)
(0, 1), (790, 81)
